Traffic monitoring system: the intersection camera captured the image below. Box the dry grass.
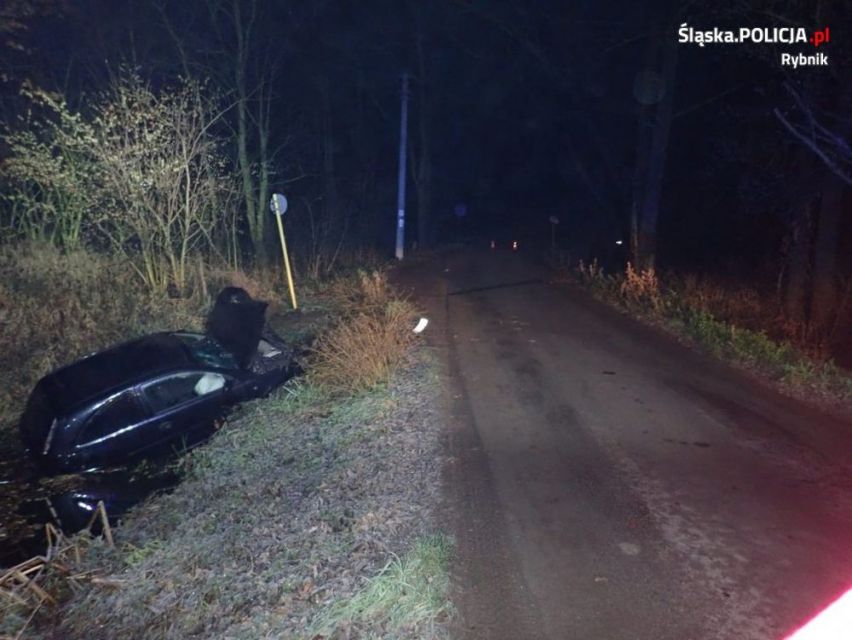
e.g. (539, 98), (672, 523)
(326, 269), (395, 313)
(0, 242), (191, 430)
(674, 274), (765, 326)
(666, 274), (842, 361)
(309, 271), (418, 393)
(620, 262), (663, 312)
(204, 263), (287, 310)
(1, 505), (115, 638)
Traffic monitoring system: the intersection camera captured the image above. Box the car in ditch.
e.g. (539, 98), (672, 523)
(19, 289), (299, 474)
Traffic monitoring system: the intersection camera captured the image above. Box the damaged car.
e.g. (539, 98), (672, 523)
(19, 288), (299, 474)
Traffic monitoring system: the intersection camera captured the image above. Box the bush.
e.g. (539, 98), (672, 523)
(2, 74), (236, 294)
(326, 269), (394, 312)
(673, 273), (765, 329)
(308, 271), (418, 393)
(679, 308), (731, 357)
(577, 259), (620, 297)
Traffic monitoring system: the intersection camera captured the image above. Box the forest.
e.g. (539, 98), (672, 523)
(0, 0), (850, 359)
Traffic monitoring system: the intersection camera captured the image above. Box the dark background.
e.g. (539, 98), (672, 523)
(1, 0), (850, 347)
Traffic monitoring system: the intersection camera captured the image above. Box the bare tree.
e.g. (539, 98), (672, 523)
(3, 73), (236, 293)
(2, 83), (97, 248)
(89, 74), (233, 292)
(159, 0), (284, 264)
(774, 83), (852, 188)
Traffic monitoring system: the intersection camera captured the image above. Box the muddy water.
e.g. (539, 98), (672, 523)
(0, 426), (214, 568)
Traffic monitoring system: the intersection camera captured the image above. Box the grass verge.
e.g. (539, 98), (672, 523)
(308, 533), (453, 638)
(572, 260), (852, 404)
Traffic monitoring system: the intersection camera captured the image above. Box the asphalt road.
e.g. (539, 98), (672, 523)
(396, 248), (852, 640)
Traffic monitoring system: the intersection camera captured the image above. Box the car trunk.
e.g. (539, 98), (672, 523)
(206, 287), (269, 369)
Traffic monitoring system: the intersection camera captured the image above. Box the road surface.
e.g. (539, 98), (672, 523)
(396, 248), (852, 640)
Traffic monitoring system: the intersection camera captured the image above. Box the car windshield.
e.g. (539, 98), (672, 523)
(173, 333), (239, 370)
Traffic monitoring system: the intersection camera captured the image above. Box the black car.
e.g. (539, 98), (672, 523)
(20, 289), (298, 473)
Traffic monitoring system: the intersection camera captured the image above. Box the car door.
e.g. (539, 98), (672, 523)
(73, 389), (151, 469)
(137, 370), (233, 453)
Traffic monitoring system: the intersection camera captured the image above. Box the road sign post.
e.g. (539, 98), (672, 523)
(549, 215), (560, 256)
(270, 193), (298, 310)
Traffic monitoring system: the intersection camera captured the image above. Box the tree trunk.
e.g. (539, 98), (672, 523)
(257, 75), (272, 259)
(629, 201), (640, 267)
(807, 0), (849, 333)
(629, 13), (656, 267)
(236, 94), (261, 259)
(810, 173), (845, 329)
(784, 200), (815, 323)
(630, 102), (652, 266)
(636, 27), (678, 269)
(415, 36), (432, 249)
(232, 0), (266, 264)
(320, 75), (338, 225)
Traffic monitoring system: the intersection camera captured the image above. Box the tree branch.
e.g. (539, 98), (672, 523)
(774, 82), (852, 187)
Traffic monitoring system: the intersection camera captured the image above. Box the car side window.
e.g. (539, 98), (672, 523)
(143, 372), (223, 414)
(79, 392), (148, 446)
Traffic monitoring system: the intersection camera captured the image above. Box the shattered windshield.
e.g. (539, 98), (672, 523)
(174, 333), (239, 370)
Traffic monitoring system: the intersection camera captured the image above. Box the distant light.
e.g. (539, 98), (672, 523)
(615, 240), (624, 246)
(786, 588), (852, 639)
(549, 215), (560, 225)
(490, 240), (496, 250)
(413, 318), (429, 334)
(512, 241), (518, 250)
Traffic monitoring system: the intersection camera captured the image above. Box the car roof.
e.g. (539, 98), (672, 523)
(41, 332), (197, 413)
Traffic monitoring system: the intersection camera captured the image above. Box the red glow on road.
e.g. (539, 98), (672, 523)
(786, 588), (852, 640)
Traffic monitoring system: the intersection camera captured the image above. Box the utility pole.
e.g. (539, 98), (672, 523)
(395, 72), (410, 260)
